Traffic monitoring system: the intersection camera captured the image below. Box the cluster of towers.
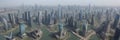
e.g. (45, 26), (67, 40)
(0, 6), (120, 40)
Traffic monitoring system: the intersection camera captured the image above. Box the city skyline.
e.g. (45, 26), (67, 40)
(0, 0), (120, 8)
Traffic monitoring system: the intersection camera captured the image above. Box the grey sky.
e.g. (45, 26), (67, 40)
(0, 0), (120, 7)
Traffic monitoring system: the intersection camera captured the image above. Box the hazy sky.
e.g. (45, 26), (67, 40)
(0, 0), (120, 7)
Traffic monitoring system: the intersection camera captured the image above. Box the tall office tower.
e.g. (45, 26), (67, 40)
(42, 11), (46, 25)
(113, 13), (120, 40)
(46, 14), (51, 25)
(85, 12), (89, 21)
(53, 17), (57, 24)
(42, 10), (50, 26)
(78, 12), (82, 21)
(82, 19), (88, 37)
(113, 28), (120, 40)
(19, 21), (25, 37)
(58, 6), (62, 22)
(24, 12), (28, 22)
(91, 14), (94, 26)
(8, 13), (16, 25)
(50, 10), (57, 24)
(68, 16), (74, 27)
(50, 10), (54, 17)
(28, 11), (32, 27)
(65, 16), (68, 25)
(12, 13), (16, 25)
(73, 20), (77, 32)
(15, 14), (19, 24)
(50, 11), (55, 24)
(67, 16), (77, 32)
(27, 12), (29, 22)
(22, 13), (25, 21)
(37, 12), (40, 25)
(112, 14), (119, 29)
(102, 21), (110, 33)
(97, 12), (102, 23)
(1, 17), (8, 31)
(58, 23), (64, 39)
(58, 23), (63, 33)
(54, 11), (59, 20)
(95, 21), (110, 40)
(38, 11), (42, 25)
(106, 10), (111, 21)
(8, 14), (12, 24)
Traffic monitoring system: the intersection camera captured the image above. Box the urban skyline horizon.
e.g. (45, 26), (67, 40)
(0, 0), (120, 8)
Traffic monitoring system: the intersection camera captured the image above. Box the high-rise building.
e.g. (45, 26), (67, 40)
(19, 21), (25, 36)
